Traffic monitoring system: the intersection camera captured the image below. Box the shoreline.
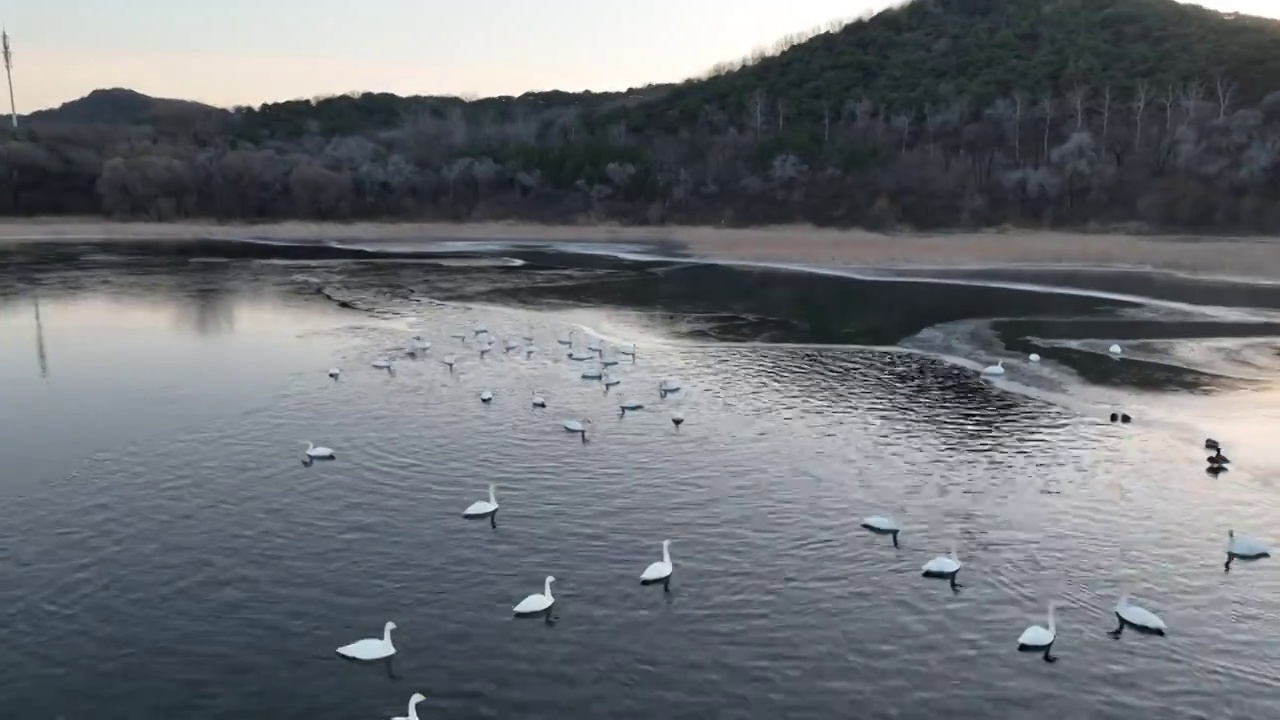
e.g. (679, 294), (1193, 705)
(1, 218), (1278, 278)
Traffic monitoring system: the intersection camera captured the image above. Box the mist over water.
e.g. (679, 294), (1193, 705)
(2, 239), (1280, 719)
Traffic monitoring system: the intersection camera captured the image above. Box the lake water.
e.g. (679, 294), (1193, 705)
(3, 239), (1280, 719)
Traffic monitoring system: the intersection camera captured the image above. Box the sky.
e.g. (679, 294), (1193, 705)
(6, 0), (1280, 111)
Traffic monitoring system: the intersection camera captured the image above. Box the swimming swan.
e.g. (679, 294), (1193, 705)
(328, 367), (341, 379)
(504, 339), (521, 353)
(569, 350), (595, 361)
(603, 373), (621, 387)
(372, 357), (393, 369)
(557, 330), (575, 346)
(1109, 344), (1123, 355)
(921, 543), (963, 589)
(303, 441), (335, 460)
(619, 399), (645, 416)
(391, 693), (426, 720)
(1226, 529), (1271, 570)
(618, 343), (637, 356)
(658, 380), (682, 398)
(1111, 593), (1166, 637)
(473, 323), (488, 336)
(581, 366), (603, 380)
(564, 419), (592, 442)
(440, 355), (457, 371)
(587, 338), (604, 353)
(860, 516), (900, 547)
(1029, 353), (1041, 362)
(480, 390), (494, 403)
(531, 392), (547, 408)
(513, 575), (556, 615)
(640, 539), (674, 587)
(981, 360), (1005, 376)
(1017, 601), (1058, 662)
(462, 484), (499, 523)
(336, 621), (396, 660)
(411, 335), (430, 352)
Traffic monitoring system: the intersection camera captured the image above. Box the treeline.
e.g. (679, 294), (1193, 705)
(4, 78), (1280, 232)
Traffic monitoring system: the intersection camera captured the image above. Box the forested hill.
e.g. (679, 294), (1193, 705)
(7, 0), (1280, 233)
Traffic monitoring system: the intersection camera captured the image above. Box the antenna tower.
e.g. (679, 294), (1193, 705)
(2, 27), (15, 129)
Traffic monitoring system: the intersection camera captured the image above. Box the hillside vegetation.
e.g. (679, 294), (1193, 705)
(5, 0), (1280, 232)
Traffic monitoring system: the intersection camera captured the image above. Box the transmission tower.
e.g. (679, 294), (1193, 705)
(2, 27), (15, 129)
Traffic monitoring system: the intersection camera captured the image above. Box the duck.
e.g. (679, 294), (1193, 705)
(1205, 438), (1221, 451)
(1111, 592), (1166, 637)
(921, 543), (963, 589)
(1207, 449), (1230, 465)
(531, 391), (547, 408)
(302, 441), (335, 460)
(391, 693), (426, 720)
(981, 360), (1005, 376)
(860, 516), (900, 548)
(1110, 412), (1119, 423)
(1017, 601), (1058, 662)
(1225, 529), (1271, 570)
(327, 367), (341, 380)
(1121, 413), (1132, 424)
(335, 621), (396, 660)
(672, 413), (684, 428)
(513, 575), (556, 616)
(462, 484), (499, 524)
(640, 539), (674, 588)
(1206, 464), (1229, 476)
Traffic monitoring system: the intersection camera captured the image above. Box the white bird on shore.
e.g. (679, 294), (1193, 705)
(336, 621), (396, 660)
(640, 539), (674, 586)
(1017, 601), (1058, 662)
(303, 441), (335, 460)
(981, 360), (1005, 376)
(1111, 592), (1166, 636)
(513, 576), (556, 615)
(391, 693), (426, 720)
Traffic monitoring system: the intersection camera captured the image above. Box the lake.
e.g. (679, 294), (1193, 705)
(2, 238), (1280, 719)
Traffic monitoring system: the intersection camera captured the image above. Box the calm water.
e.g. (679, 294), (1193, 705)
(3, 240), (1280, 719)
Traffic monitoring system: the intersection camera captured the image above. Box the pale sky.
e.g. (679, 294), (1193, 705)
(7, 0), (1279, 111)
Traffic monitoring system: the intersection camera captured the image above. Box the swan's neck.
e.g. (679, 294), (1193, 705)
(383, 624), (395, 643)
(662, 544), (671, 564)
(305, 442), (314, 451)
(488, 485), (497, 504)
(949, 544), (958, 562)
(407, 698), (421, 720)
(1047, 605), (1056, 634)
(544, 579), (554, 600)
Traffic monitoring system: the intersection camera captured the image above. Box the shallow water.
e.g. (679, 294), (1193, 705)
(2, 240), (1280, 719)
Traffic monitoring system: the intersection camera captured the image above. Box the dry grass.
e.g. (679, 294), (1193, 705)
(1, 218), (1277, 279)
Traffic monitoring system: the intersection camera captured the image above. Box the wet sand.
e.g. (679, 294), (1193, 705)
(1, 219), (1277, 279)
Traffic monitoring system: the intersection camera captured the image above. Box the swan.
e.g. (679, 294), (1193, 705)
(1029, 353), (1041, 362)
(619, 399), (644, 415)
(658, 380), (681, 398)
(600, 356), (620, 367)
(335, 621), (396, 660)
(640, 539), (674, 586)
(921, 543), (963, 589)
(462, 484), (499, 519)
(450, 332), (467, 342)
(587, 338), (604, 353)
(1226, 529), (1271, 570)
(513, 575), (556, 615)
(478, 342), (493, 358)
(564, 418), (592, 441)
(1109, 343), (1123, 355)
(524, 345), (537, 358)
(557, 330), (575, 346)
(1111, 592), (1166, 637)
(391, 693), (426, 720)
(569, 350), (594, 361)
(372, 357), (393, 369)
(328, 367), (341, 379)
(504, 339), (521, 353)
(440, 355), (457, 371)
(1017, 601), (1058, 662)
(581, 366), (603, 380)
(411, 335), (430, 352)
(860, 516), (900, 547)
(672, 413), (684, 428)
(602, 373), (621, 387)
(618, 343), (637, 356)
(303, 441), (335, 460)
(981, 360), (1005, 376)
(1205, 438), (1221, 451)
(473, 323), (488, 336)
(480, 390), (494, 403)
(531, 391), (547, 408)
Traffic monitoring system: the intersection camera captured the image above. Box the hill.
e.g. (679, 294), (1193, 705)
(3, 0), (1280, 233)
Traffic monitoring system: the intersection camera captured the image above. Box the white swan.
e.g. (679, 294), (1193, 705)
(524, 345), (537, 358)
(600, 356), (620, 367)
(1017, 602), (1058, 661)
(1109, 343), (1123, 355)
(618, 343), (637, 356)
(981, 360), (1005, 375)
(513, 575), (555, 615)
(473, 323), (488, 336)
(303, 441), (335, 460)
(372, 357), (393, 369)
(531, 391), (547, 408)
(391, 693), (426, 720)
(564, 419), (592, 441)
(411, 335), (430, 352)
(1029, 353), (1041, 362)
(336, 621), (396, 660)
(602, 373), (621, 387)
(450, 332), (467, 342)
(557, 330), (575, 345)
(569, 350), (594, 361)
(921, 543), (963, 589)
(328, 367), (341, 379)
(860, 516), (900, 547)
(619, 399), (644, 415)
(587, 338), (604, 353)
(480, 390), (494, 403)
(463, 484), (499, 518)
(1112, 592), (1166, 636)
(658, 380), (681, 397)
(440, 355), (457, 370)
(504, 339), (521, 353)
(581, 366), (603, 379)
(640, 539), (674, 585)
(1226, 529), (1271, 570)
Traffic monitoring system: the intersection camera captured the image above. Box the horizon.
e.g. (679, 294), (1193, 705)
(9, 0), (1280, 113)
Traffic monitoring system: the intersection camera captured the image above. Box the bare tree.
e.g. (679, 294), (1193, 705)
(752, 90), (765, 140)
(892, 112), (911, 155)
(1040, 94), (1054, 164)
(1215, 74), (1237, 120)
(1068, 85), (1088, 130)
(924, 104), (936, 158)
(1132, 80), (1150, 152)
(1012, 92), (1024, 164)
(1160, 84), (1176, 133)
(776, 98), (785, 132)
(1180, 80), (1205, 128)
(822, 101), (830, 144)
(1098, 85), (1112, 145)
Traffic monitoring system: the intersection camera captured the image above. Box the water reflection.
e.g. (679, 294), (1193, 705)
(33, 295), (48, 380)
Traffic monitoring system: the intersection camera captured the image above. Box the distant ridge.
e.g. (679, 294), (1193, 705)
(23, 88), (223, 126)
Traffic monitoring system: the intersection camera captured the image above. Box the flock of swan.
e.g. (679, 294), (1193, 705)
(316, 322), (683, 718)
(314, 326), (1268, 716)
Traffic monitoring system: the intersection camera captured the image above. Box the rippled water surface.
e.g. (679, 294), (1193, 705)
(3, 240), (1280, 719)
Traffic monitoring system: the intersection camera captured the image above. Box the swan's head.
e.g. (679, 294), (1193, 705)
(662, 539), (672, 549)
(488, 483), (496, 493)
(546, 575), (557, 584)
(385, 621), (397, 631)
(410, 693), (426, 704)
